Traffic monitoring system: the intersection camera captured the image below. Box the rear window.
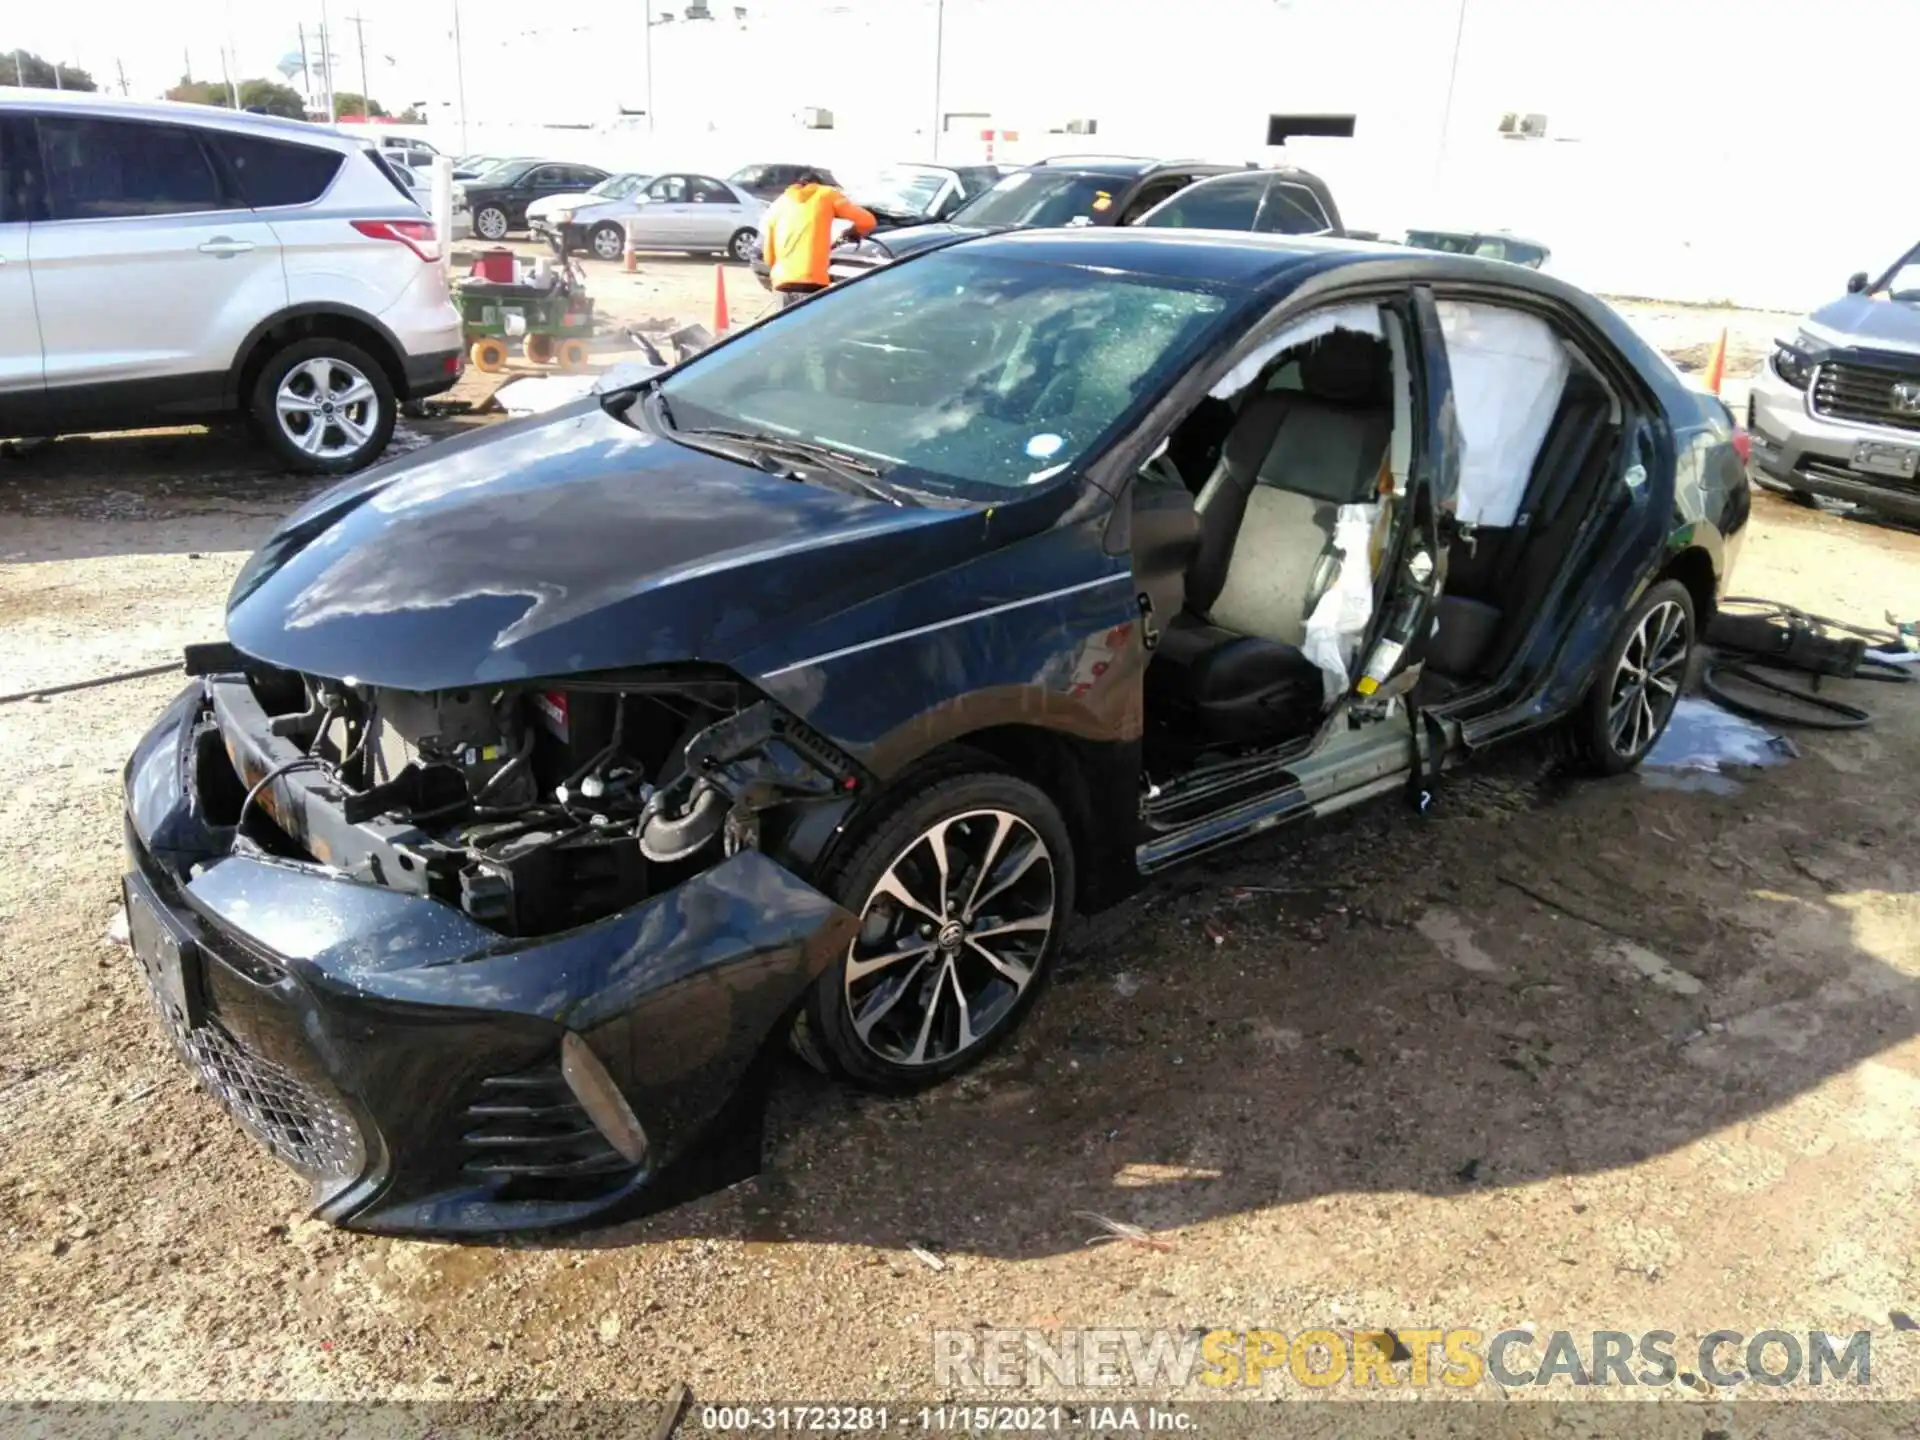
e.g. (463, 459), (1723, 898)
(361, 148), (422, 204)
(213, 133), (345, 208)
(1261, 182), (1332, 235)
(38, 116), (225, 220)
(1136, 174), (1265, 231)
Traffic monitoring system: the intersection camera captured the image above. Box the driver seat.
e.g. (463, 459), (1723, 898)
(1149, 332), (1393, 746)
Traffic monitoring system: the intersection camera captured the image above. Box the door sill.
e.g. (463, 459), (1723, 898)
(1136, 720), (1414, 874)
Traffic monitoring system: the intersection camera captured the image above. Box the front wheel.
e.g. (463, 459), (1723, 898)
(590, 222), (626, 261)
(474, 205), (510, 241)
(1567, 578), (1695, 774)
(727, 228), (759, 263)
(250, 338), (396, 474)
(802, 770), (1074, 1092)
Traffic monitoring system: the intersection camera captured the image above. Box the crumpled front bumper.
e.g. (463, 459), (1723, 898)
(122, 682), (857, 1234)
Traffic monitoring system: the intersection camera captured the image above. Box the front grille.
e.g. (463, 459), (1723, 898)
(136, 961), (362, 1180)
(1810, 360), (1920, 433)
(462, 1063), (634, 1186)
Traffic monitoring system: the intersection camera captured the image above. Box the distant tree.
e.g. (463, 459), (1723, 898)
(237, 79), (306, 118)
(165, 76), (232, 107)
(332, 91), (388, 119)
(3, 48), (96, 90)
(164, 76), (307, 119)
(396, 105), (425, 124)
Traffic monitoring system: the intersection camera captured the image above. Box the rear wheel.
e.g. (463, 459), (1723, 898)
(802, 770), (1074, 1092)
(249, 338), (395, 474)
(1567, 579), (1695, 774)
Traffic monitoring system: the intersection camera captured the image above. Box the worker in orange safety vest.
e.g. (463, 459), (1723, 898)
(761, 171), (878, 307)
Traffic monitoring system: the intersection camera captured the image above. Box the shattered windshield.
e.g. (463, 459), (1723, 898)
(949, 169), (1127, 228)
(650, 249), (1234, 496)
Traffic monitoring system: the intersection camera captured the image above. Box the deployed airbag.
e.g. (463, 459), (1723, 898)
(1300, 502), (1381, 702)
(1437, 302), (1569, 527)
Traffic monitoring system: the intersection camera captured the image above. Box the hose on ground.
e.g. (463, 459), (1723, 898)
(1700, 595), (1914, 730)
(0, 662), (180, 707)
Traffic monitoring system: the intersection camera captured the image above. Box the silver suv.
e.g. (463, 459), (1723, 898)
(1748, 242), (1920, 521)
(0, 91), (463, 473)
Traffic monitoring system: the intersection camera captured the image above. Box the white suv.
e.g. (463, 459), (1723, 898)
(0, 91), (463, 473)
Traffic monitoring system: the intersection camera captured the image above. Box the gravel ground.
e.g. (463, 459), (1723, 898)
(2, 264), (1918, 1413)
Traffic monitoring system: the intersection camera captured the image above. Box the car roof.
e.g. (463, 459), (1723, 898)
(954, 226), (1552, 293)
(955, 227), (1357, 286)
(1032, 155), (1241, 178)
(0, 87), (359, 150)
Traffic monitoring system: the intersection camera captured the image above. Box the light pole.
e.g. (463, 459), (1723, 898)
(929, 0), (944, 161)
(1436, 0), (1470, 177)
(452, 0), (469, 152)
(644, 7), (654, 132)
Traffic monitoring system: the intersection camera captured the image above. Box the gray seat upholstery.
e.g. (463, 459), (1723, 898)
(1149, 332), (1392, 747)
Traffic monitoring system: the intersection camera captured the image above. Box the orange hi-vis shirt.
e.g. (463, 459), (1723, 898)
(762, 183), (877, 290)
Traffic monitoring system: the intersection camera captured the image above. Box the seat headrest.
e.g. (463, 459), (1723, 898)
(1298, 331), (1387, 406)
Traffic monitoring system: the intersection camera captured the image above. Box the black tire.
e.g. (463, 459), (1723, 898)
(801, 768), (1075, 1092)
(727, 228), (758, 263)
(1787, 487), (1821, 509)
(1566, 578), (1696, 775)
(474, 205), (510, 241)
(589, 222), (625, 262)
(249, 337), (396, 475)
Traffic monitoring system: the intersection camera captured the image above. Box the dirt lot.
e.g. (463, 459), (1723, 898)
(2, 263), (1918, 1413)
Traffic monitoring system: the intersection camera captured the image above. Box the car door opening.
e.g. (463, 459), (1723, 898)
(1136, 294), (1631, 771)
(1137, 308), (1406, 765)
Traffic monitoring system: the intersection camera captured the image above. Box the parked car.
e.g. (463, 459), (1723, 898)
(369, 134), (440, 172)
(749, 161), (1005, 289)
(727, 162), (837, 200)
(457, 159), (610, 240)
(527, 173), (655, 259)
(452, 153), (515, 180)
(824, 155), (1264, 283)
(1132, 166), (1344, 236)
(122, 228), (1747, 1232)
(603, 172), (766, 262)
(1746, 242), (1920, 521)
(0, 91), (463, 474)
(1404, 228), (1551, 269)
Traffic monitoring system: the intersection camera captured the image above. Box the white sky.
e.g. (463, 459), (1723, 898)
(8, 0), (1916, 308)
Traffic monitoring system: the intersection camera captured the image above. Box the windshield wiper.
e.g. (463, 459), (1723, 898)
(676, 427), (915, 507)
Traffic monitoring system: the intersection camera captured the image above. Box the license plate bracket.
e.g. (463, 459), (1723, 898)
(124, 876), (206, 1031)
(1851, 438), (1920, 480)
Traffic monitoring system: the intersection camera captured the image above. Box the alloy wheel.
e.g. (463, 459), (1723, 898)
(592, 225), (624, 261)
(729, 229), (758, 262)
(476, 207), (508, 240)
(275, 357), (380, 462)
(1606, 599), (1689, 758)
(843, 809), (1056, 1069)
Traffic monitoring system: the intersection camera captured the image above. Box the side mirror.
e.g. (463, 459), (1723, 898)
(1847, 271), (1871, 294)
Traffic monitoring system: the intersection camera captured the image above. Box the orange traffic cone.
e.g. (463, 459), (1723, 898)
(623, 239), (637, 274)
(1703, 327), (1728, 395)
(711, 265), (731, 334)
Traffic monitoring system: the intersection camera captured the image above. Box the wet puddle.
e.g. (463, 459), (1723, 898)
(1641, 697), (1798, 794)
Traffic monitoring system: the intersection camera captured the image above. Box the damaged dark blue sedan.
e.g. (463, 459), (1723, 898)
(123, 229), (1749, 1233)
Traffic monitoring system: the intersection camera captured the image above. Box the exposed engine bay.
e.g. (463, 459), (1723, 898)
(188, 650), (865, 938)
